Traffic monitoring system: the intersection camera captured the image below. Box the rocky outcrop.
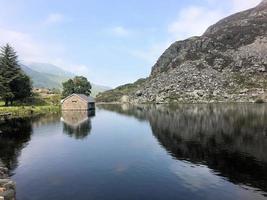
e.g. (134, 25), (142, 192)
(98, 0), (267, 103)
(0, 162), (15, 200)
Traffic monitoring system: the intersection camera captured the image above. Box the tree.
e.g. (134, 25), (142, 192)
(0, 44), (21, 80)
(62, 79), (75, 98)
(10, 74), (32, 104)
(0, 44), (32, 106)
(62, 76), (92, 98)
(0, 76), (7, 94)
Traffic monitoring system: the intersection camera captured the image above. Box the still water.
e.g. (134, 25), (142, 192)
(0, 104), (267, 200)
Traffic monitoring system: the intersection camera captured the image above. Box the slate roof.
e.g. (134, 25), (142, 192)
(61, 94), (95, 103)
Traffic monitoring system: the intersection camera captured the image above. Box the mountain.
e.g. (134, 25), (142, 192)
(97, 0), (267, 103)
(21, 62), (111, 96)
(26, 62), (75, 78)
(20, 64), (70, 89)
(91, 83), (112, 97)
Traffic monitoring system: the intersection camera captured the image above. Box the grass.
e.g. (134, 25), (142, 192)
(96, 78), (146, 102)
(0, 93), (62, 118)
(0, 104), (60, 118)
(0, 101), (4, 107)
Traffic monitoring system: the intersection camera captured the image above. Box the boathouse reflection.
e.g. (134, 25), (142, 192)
(61, 110), (95, 139)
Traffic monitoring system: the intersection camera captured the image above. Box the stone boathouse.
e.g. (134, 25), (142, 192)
(61, 94), (95, 111)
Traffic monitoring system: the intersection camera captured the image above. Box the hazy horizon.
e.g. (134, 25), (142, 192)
(0, 0), (261, 87)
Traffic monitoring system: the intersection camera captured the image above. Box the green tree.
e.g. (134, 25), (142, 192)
(0, 44), (21, 80)
(0, 44), (32, 106)
(0, 76), (7, 94)
(62, 79), (75, 98)
(10, 74), (32, 104)
(62, 76), (92, 98)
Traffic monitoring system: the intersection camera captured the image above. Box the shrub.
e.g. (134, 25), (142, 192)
(255, 98), (265, 104)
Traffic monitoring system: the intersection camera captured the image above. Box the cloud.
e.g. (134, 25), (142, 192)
(205, 0), (261, 11)
(169, 0), (262, 40)
(0, 28), (78, 74)
(44, 13), (65, 25)
(0, 28), (47, 62)
(230, 0), (261, 12)
(132, 6), (224, 65)
(57, 62), (91, 77)
(168, 6), (224, 40)
(110, 26), (131, 37)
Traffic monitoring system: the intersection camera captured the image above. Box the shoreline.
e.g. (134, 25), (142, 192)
(0, 105), (60, 120)
(96, 101), (266, 105)
(0, 162), (16, 200)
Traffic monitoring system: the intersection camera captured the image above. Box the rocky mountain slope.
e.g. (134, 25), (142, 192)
(97, 0), (267, 103)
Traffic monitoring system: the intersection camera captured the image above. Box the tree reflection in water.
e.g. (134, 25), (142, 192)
(61, 110), (95, 140)
(0, 118), (33, 171)
(0, 114), (61, 171)
(98, 103), (267, 194)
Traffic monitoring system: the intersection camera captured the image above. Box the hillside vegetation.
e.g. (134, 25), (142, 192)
(21, 62), (111, 96)
(96, 79), (146, 102)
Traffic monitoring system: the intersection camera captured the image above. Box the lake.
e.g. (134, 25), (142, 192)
(0, 104), (267, 200)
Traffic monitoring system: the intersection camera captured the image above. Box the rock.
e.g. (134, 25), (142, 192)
(155, 96), (165, 104)
(1, 189), (15, 200)
(193, 90), (205, 97)
(0, 163), (15, 200)
(0, 180), (16, 200)
(135, 90), (142, 97)
(0, 168), (8, 179)
(121, 95), (130, 103)
(3, 181), (15, 191)
(240, 89), (249, 94)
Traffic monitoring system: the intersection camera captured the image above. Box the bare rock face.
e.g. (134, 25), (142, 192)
(132, 0), (267, 103)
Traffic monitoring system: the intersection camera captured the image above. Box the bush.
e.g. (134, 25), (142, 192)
(255, 98), (265, 104)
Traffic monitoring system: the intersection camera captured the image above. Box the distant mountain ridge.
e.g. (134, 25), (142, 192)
(21, 62), (111, 96)
(26, 62), (76, 78)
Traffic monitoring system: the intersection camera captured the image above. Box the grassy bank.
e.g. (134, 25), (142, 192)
(0, 105), (60, 118)
(0, 92), (61, 118)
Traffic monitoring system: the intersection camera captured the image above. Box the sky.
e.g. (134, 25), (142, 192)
(0, 0), (262, 87)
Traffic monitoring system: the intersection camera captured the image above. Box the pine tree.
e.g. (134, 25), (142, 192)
(0, 44), (21, 81)
(0, 44), (32, 106)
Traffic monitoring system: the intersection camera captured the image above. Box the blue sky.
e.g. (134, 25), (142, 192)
(0, 0), (261, 87)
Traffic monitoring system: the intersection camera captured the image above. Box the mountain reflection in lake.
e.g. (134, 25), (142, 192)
(0, 104), (266, 200)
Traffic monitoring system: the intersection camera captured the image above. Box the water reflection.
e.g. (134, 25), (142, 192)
(0, 114), (63, 171)
(61, 110), (95, 139)
(0, 118), (33, 170)
(32, 113), (61, 128)
(98, 104), (267, 194)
